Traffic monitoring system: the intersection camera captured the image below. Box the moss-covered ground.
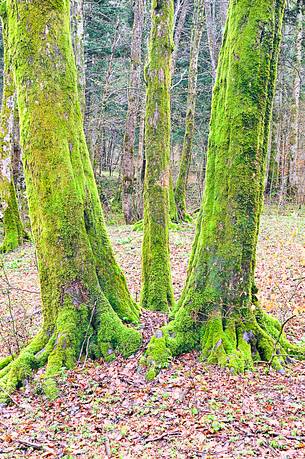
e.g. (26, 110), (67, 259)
(0, 206), (304, 457)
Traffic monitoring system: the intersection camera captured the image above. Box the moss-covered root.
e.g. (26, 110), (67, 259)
(0, 332), (48, 403)
(141, 312), (201, 380)
(0, 300), (142, 402)
(96, 298), (142, 361)
(142, 311), (305, 380)
(42, 302), (141, 399)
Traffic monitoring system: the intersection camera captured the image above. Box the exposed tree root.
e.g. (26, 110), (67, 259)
(142, 308), (305, 380)
(0, 299), (141, 403)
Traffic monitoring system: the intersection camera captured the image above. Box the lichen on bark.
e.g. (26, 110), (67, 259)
(143, 0), (304, 379)
(141, 0), (175, 312)
(0, 0), (141, 402)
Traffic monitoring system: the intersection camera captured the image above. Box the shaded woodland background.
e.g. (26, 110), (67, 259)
(0, 0), (303, 224)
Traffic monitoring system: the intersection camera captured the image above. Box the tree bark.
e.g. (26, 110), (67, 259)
(121, 0), (145, 224)
(0, 11), (26, 253)
(289, 0), (302, 201)
(144, 0), (304, 379)
(204, 0), (218, 80)
(174, 0), (205, 221)
(141, 0), (175, 312)
(171, 0), (189, 76)
(70, 0), (86, 116)
(93, 19), (120, 176)
(0, 0), (141, 401)
(219, 0), (229, 31)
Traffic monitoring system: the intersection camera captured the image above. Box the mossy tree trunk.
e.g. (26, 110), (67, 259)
(144, 0), (304, 379)
(174, 0), (204, 222)
(0, 0), (141, 401)
(141, 0), (175, 312)
(121, 0), (144, 224)
(0, 11), (26, 253)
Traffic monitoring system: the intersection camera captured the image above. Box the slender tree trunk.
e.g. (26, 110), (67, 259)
(0, 0), (141, 401)
(174, 0), (205, 221)
(93, 19), (120, 177)
(141, 0), (175, 312)
(0, 12), (26, 253)
(171, 0), (189, 76)
(144, 0), (304, 380)
(169, 0), (190, 222)
(71, 0), (86, 116)
(121, 0), (145, 224)
(219, 0), (229, 30)
(289, 0), (302, 199)
(204, 0), (218, 80)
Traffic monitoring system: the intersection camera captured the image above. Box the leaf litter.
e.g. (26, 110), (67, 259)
(0, 211), (304, 458)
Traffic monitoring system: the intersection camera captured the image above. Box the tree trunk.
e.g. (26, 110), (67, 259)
(0, 12), (26, 253)
(171, 0), (189, 76)
(93, 20), (120, 177)
(174, 0), (204, 221)
(141, 0), (175, 312)
(169, 0), (190, 222)
(144, 0), (303, 379)
(0, 0), (141, 401)
(288, 0), (302, 200)
(121, 0), (145, 224)
(70, 0), (86, 116)
(219, 0), (229, 30)
(204, 0), (218, 80)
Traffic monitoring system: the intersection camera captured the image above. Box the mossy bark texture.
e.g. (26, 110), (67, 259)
(144, 0), (304, 379)
(141, 0), (175, 312)
(0, 0), (141, 402)
(0, 11), (26, 253)
(174, 0), (205, 222)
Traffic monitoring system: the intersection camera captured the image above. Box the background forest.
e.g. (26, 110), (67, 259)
(0, 0), (303, 222)
(85, 0), (303, 210)
(0, 0), (304, 458)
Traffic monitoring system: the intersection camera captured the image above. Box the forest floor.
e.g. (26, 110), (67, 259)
(0, 208), (305, 458)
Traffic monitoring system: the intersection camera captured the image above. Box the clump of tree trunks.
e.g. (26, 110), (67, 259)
(0, 0), (141, 402)
(143, 0), (305, 379)
(141, 0), (175, 312)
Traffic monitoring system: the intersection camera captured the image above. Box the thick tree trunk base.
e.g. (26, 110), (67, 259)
(142, 308), (304, 380)
(0, 299), (141, 403)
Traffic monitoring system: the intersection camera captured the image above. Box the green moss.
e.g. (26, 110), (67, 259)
(143, 0), (303, 379)
(0, 355), (13, 371)
(96, 295), (142, 359)
(141, 0), (175, 312)
(142, 330), (172, 380)
(0, 0), (141, 402)
(0, 14), (26, 254)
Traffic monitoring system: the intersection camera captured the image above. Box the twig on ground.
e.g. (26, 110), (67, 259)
(104, 437), (111, 457)
(145, 430), (182, 443)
